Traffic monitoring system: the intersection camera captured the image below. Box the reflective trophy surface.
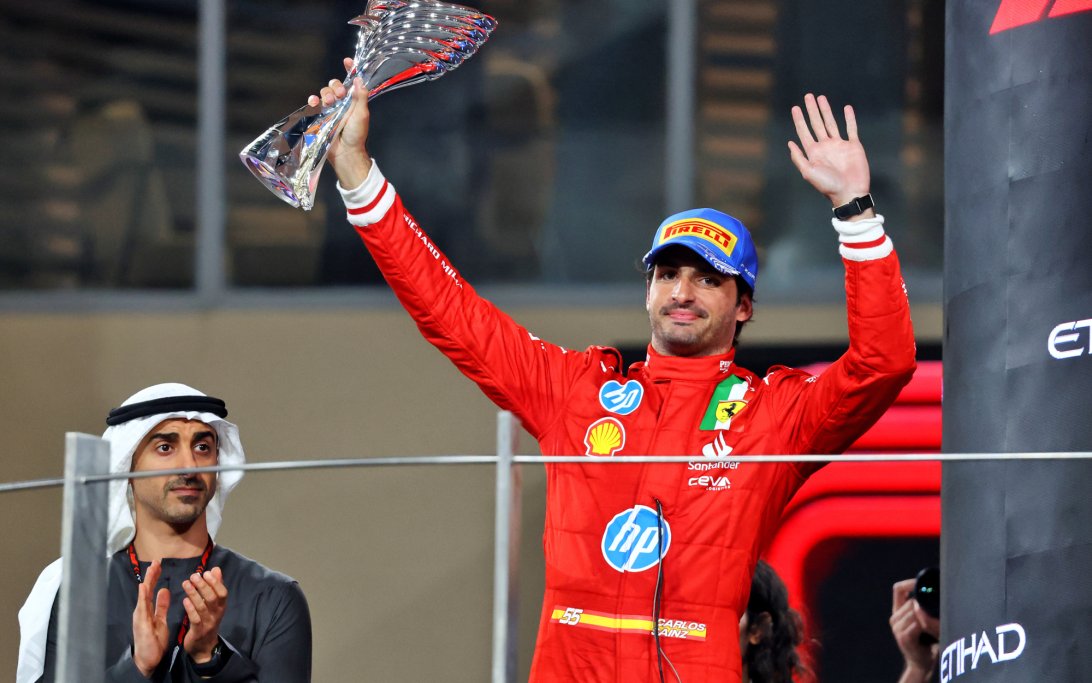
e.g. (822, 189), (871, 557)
(240, 0), (497, 210)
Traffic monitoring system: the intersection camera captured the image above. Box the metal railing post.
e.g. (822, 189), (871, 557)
(196, 0), (227, 300)
(56, 433), (110, 683)
(491, 411), (521, 683)
(665, 0), (698, 213)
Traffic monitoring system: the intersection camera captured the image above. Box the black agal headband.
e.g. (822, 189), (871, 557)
(106, 395), (228, 426)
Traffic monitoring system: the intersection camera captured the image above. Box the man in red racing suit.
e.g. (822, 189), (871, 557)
(315, 77), (916, 682)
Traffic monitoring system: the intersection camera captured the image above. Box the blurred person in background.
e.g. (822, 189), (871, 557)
(741, 560), (812, 683)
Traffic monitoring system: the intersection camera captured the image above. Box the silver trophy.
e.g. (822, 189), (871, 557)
(240, 0), (497, 210)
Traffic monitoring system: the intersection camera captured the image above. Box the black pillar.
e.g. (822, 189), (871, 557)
(942, 2), (1092, 682)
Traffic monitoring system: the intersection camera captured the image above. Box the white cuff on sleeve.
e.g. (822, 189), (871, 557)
(832, 214), (893, 261)
(337, 160), (396, 226)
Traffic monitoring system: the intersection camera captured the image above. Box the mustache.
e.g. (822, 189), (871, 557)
(166, 477), (207, 492)
(660, 303), (707, 318)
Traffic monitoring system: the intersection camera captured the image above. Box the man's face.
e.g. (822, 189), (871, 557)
(130, 418), (218, 527)
(646, 247), (753, 357)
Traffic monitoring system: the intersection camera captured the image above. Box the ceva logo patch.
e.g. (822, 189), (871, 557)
(599, 380), (644, 415)
(601, 505), (671, 572)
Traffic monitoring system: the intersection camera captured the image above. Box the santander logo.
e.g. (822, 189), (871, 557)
(989, 0), (1092, 34)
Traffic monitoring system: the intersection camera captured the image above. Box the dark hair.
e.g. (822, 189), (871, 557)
(744, 560), (812, 683)
(732, 278), (754, 348)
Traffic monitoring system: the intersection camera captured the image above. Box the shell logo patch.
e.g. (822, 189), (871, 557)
(599, 380), (644, 415)
(584, 417), (625, 456)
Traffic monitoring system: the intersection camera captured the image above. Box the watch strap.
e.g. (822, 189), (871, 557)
(191, 640), (230, 676)
(832, 193), (875, 220)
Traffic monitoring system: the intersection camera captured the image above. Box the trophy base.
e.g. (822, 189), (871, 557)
(241, 156), (312, 210)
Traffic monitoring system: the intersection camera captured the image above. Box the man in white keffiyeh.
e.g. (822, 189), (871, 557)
(17, 383), (311, 682)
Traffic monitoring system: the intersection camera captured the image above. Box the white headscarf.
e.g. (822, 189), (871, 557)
(16, 383), (246, 683)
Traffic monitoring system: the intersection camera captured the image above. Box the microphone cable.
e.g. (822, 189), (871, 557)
(653, 498), (682, 683)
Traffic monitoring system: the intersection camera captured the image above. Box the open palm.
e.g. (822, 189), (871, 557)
(132, 561), (170, 676)
(787, 94), (870, 207)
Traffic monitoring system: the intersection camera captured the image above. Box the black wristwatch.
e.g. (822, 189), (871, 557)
(832, 193), (875, 220)
(192, 640), (230, 677)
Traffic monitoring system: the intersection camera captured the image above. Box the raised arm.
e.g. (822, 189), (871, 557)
(770, 94), (916, 460)
(307, 61), (599, 438)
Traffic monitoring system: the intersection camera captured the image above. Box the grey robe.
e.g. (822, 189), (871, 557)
(40, 546), (311, 682)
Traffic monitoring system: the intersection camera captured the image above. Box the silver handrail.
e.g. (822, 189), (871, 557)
(6, 417), (1091, 683)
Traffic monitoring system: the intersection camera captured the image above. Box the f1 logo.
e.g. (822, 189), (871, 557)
(990, 0), (1092, 34)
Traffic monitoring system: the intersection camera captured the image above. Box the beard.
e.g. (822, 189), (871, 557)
(650, 305), (710, 354)
(137, 475), (217, 526)
(653, 323), (703, 350)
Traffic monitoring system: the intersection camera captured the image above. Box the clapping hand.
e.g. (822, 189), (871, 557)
(132, 560), (170, 677)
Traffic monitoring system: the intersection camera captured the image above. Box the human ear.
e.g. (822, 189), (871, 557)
(748, 611), (772, 645)
(736, 292), (754, 323)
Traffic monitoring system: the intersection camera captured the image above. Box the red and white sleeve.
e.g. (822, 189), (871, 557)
(832, 214), (893, 261)
(337, 160), (396, 227)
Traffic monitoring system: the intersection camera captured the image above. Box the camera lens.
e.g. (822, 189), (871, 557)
(912, 566), (940, 619)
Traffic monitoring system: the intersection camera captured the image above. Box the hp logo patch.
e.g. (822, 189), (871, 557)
(601, 505), (671, 572)
(599, 380), (643, 415)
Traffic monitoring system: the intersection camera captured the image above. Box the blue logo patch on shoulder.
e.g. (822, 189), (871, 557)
(601, 505), (671, 572)
(599, 380), (644, 415)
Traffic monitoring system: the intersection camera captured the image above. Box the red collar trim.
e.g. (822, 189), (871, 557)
(640, 345), (738, 380)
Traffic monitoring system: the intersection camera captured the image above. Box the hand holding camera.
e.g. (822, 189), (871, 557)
(890, 567), (941, 683)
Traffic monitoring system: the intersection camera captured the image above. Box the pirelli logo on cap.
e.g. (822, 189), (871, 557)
(659, 218), (739, 255)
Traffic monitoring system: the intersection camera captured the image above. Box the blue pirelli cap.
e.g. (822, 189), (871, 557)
(642, 208), (759, 292)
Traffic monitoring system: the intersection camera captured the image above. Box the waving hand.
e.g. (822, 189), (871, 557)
(787, 93), (871, 210)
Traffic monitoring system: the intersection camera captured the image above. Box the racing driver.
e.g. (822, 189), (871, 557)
(312, 67), (916, 682)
